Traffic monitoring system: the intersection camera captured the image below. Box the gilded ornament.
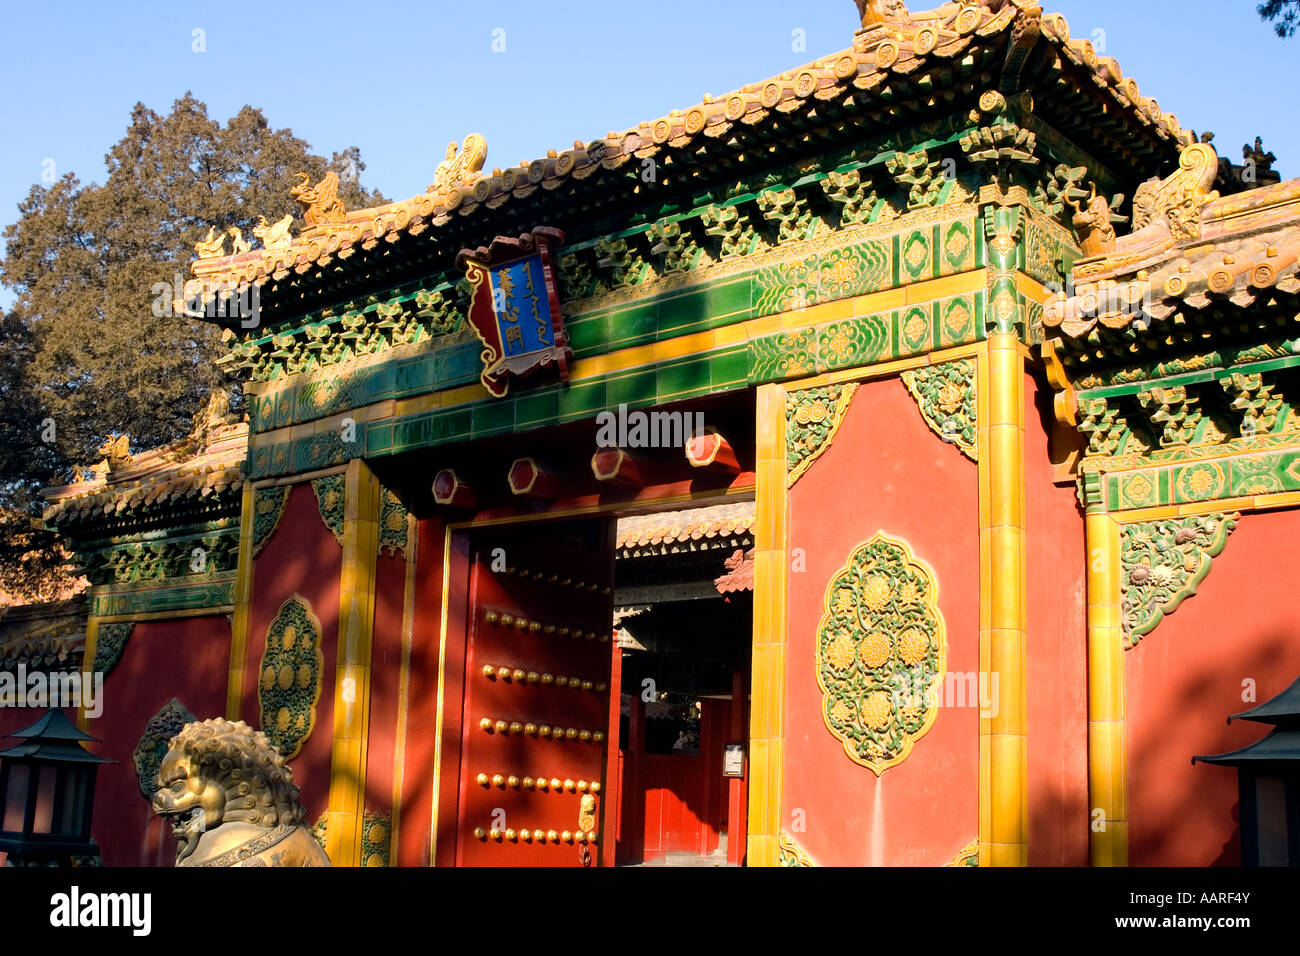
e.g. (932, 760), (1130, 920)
(1066, 183), (1126, 258)
(816, 532), (946, 774)
(944, 839), (979, 866)
(93, 622), (134, 676)
(258, 594), (323, 759)
(778, 831), (818, 866)
(132, 698), (196, 798)
(312, 474), (346, 543)
(901, 360), (978, 461)
(151, 718), (330, 867)
(253, 213), (294, 252)
(361, 808), (392, 866)
(194, 227), (228, 259)
(1121, 513), (1238, 646)
(252, 485), (291, 556)
(428, 134), (488, 197)
(859, 631), (892, 668)
(379, 488), (409, 557)
(786, 384), (859, 486)
(1131, 142), (1220, 241)
(291, 171), (346, 228)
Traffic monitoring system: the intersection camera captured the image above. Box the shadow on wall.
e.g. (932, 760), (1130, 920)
(1127, 630), (1293, 867)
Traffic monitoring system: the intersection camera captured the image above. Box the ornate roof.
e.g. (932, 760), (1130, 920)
(714, 548), (756, 594)
(188, 0), (1188, 314)
(1043, 142), (1300, 366)
(0, 597), (87, 672)
(616, 501), (755, 558)
(43, 402), (247, 532)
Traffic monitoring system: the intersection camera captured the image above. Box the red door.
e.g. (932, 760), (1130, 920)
(455, 521), (616, 866)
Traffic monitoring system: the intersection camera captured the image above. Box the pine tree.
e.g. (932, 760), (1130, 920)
(1260, 0), (1300, 37)
(0, 93), (386, 601)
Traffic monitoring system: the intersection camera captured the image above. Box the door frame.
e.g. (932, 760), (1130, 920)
(428, 485), (756, 866)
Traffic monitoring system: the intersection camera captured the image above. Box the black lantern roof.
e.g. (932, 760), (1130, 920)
(0, 710), (112, 765)
(1226, 673), (1300, 728)
(1194, 674), (1300, 767)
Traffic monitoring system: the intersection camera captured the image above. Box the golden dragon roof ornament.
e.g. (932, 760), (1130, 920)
(857, 0), (912, 29)
(428, 133), (487, 198)
(292, 171), (347, 231)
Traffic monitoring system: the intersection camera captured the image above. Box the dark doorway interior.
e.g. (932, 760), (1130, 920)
(611, 503), (753, 866)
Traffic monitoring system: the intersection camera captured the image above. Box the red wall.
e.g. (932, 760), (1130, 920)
(1127, 506), (1300, 865)
(243, 480), (341, 827)
(363, 546), (406, 854)
(1025, 373), (1089, 865)
(88, 615), (231, 866)
(784, 375), (980, 865)
(396, 516), (446, 866)
(622, 697), (729, 863)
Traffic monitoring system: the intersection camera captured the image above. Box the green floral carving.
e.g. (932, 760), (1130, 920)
(218, 281), (465, 385)
(94, 622), (134, 676)
(312, 474), (346, 544)
(361, 809), (393, 867)
(1121, 513), (1238, 646)
(258, 595), (323, 759)
(816, 533), (946, 775)
(778, 831), (817, 866)
(900, 360), (978, 461)
(945, 840), (980, 867)
(756, 187), (819, 244)
(786, 385), (858, 486)
(885, 148), (945, 210)
(252, 486), (291, 556)
(379, 489), (408, 557)
(91, 528), (240, 587)
(821, 169), (878, 226)
(132, 698), (195, 798)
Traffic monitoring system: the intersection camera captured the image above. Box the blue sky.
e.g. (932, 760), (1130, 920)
(0, 0), (1294, 270)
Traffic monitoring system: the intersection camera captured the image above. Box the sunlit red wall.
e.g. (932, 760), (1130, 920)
(1024, 373), (1089, 865)
(784, 375), (980, 866)
(1126, 506), (1300, 865)
(88, 615), (231, 866)
(242, 480), (341, 828)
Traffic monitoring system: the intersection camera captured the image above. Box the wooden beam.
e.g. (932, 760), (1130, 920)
(507, 457), (567, 499)
(590, 448), (645, 488)
(686, 428), (741, 475)
(432, 468), (477, 509)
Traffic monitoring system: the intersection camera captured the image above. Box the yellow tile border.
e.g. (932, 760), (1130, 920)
(1015, 272), (1058, 304)
(94, 606), (235, 625)
(747, 382), (788, 866)
(389, 511), (419, 865)
(783, 341), (986, 393)
(76, 617), (100, 734)
(979, 334), (1028, 866)
(250, 465), (347, 490)
(429, 525), (454, 867)
(226, 482), (257, 720)
(906, 269), (987, 304)
(325, 458), (380, 867)
(781, 297), (854, 329)
(1106, 491), (1300, 525)
(1086, 511), (1127, 866)
(651, 329), (718, 362)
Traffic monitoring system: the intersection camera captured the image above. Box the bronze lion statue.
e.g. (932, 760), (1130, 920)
(151, 718), (330, 867)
